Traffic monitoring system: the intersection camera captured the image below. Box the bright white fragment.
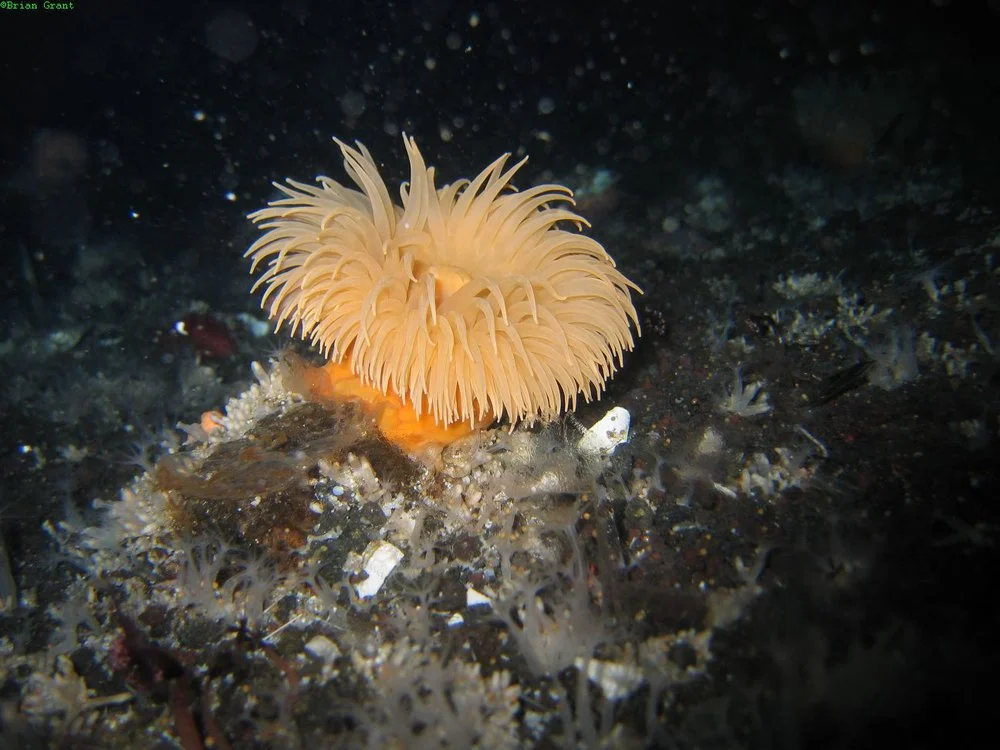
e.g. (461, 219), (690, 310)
(576, 657), (645, 701)
(466, 587), (492, 609)
(354, 540), (404, 599)
(304, 634), (341, 662)
(577, 406), (631, 462)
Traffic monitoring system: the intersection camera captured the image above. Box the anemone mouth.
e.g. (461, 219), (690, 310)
(414, 261), (474, 306)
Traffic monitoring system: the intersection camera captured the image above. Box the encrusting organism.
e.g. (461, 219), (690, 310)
(246, 135), (641, 453)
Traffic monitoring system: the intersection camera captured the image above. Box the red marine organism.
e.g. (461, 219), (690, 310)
(174, 313), (238, 360)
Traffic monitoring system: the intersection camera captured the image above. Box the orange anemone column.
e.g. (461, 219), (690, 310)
(296, 360), (481, 453)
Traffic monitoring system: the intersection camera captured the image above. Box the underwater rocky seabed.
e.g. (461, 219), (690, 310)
(2, 145), (1000, 749)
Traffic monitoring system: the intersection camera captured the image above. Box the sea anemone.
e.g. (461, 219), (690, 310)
(246, 136), (640, 444)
